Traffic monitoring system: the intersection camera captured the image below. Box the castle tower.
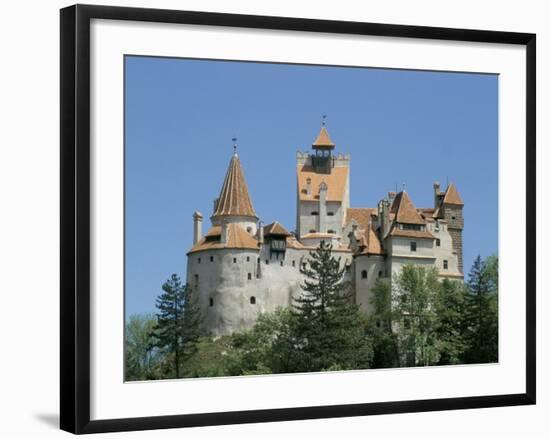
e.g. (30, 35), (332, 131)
(296, 121), (350, 246)
(211, 144), (258, 235)
(439, 183), (464, 273)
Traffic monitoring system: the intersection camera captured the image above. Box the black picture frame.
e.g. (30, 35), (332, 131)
(60, 4), (536, 434)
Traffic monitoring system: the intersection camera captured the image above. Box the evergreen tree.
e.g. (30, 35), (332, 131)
(366, 280), (399, 368)
(434, 279), (468, 365)
(462, 255), (498, 364)
(150, 274), (203, 378)
(292, 241), (372, 372)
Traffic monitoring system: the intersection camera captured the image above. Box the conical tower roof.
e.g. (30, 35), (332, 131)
(443, 183), (464, 206)
(390, 191), (425, 225)
(212, 153), (257, 219)
(312, 126), (335, 149)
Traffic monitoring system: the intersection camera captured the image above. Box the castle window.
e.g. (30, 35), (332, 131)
(403, 224), (422, 231)
(327, 212), (334, 216)
(361, 270), (368, 279)
(443, 260), (448, 270)
(247, 226), (252, 233)
(250, 296), (256, 305)
(265, 259), (269, 265)
(379, 271), (382, 278)
(280, 261), (283, 267)
(311, 211), (319, 216)
(328, 229), (336, 234)
(451, 215), (456, 220)
(410, 242), (417, 252)
(194, 274), (199, 287)
(247, 273), (252, 280)
(302, 262), (307, 270)
(292, 260), (295, 268)
(233, 257), (237, 263)
(210, 256), (214, 262)
(246, 256), (250, 262)
(209, 298), (214, 307)
(198, 257), (201, 264)
(309, 229), (316, 234)
(436, 238), (441, 247)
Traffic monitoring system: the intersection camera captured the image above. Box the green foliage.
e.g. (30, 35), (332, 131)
(434, 279), (468, 365)
(393, 265), (441, 367)
(462, 255), (499, 364)
(149, 274), (204, 378)
(291, 241), (373, 372)
(365, 280), (399, 368)
(367, 256), (499, 369)
(125, 313), (160, 381)
(126, 254), (499, 380)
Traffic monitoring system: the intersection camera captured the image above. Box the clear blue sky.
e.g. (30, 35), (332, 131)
(125, 56), (498, 317)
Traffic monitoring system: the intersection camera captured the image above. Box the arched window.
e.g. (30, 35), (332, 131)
(361, 270), (368, 279)
(209, 298), (214, 307)
(250, 296), (256, 305)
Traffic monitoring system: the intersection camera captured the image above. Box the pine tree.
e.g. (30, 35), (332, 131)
(434, 279), (468, 365)
(150, 274), (203, 378)
(462, 255), (498, 364)
(292, 241), (372, 372)
(366, 280), (399, 368)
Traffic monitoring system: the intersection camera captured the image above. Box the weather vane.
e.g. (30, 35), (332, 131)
(322, 114), (327, 126)
(232, 137), (238, 154)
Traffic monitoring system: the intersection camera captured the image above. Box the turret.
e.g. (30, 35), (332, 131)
(210, 139), (258, 235)
(311, 116), (335, 174)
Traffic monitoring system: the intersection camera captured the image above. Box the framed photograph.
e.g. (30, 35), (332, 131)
(60, 4), (536, 434)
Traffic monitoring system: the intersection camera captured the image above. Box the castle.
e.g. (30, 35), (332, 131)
(186, 125), (464, 335)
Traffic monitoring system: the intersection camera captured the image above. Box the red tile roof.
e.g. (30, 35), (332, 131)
(188, 224), (259, 253)
(212, 154), (257, 219)
(443, 183), (464, 206)
(312, 126), (335, 148)
(390, 191), (425, 225)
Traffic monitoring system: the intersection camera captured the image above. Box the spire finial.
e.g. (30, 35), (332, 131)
(402, 182), (406, 192)
(232, 137), (238, 156)
(322, 114), (327, 127)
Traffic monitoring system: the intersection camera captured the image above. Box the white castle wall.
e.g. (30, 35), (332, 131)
(427, 221), (460, 275)
(187, 243), (354, 335)
(353, 254), (386, 313)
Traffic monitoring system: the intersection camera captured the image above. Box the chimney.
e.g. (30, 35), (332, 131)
(318, 181), (328, 233)
(306, 178), (312, 196)
(433, 181), (441, 209)
(220, 219), (228, 245)
(378, 199), (390, 239)
(257, 221), (264, 244)
(192, 211), (203, 245)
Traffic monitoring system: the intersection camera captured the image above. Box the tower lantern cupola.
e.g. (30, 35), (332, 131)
(311, 115), (335, 174)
